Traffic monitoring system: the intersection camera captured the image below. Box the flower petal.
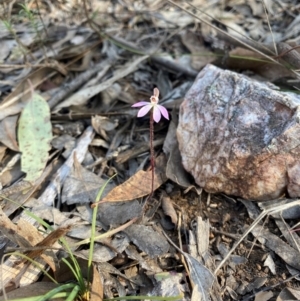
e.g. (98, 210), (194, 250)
(132, 101), (150, 107)
(153, 105), (162, 123)
(157, 105), (169, 120)
(137, 104), (153, 117)
(153, 87), (160, 99)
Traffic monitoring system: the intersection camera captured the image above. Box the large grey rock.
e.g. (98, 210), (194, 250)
(177, 64), (300, 201)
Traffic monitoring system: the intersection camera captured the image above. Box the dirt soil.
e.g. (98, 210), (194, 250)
(1, 1), (300, 301)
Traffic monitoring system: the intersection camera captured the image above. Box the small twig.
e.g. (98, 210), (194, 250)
(260, 0), (277, 55)
(210, 227), (266, 249)
(246, 215), (269, 259)
(214, 199), (300, 274)
(115, 138), (165, 165)
(106, 119), (132, 157)
(48, 55), (111, 109)
(82, 1), (198, 78)
(167, 0), (280, 64)
(152, 223), (192, 288)
(241, 272), (300, 301)
(71, 217), (138, 244)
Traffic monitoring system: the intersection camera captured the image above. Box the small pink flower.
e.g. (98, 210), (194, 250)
(132, 88), (169, 123)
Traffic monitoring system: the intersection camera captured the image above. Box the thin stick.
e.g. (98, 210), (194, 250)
(214, 199), (300, 274)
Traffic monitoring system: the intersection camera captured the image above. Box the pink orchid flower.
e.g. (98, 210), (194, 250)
(132, 88), (169, 123)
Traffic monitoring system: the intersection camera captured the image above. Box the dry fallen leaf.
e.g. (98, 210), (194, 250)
(62, 159), (115, 205)
(92, 154), (167, 205)
(0, 282), (64, 301)
(0, 116), (19, 151)
(0, 206), (71, 290)
(124, 224), (169, 258)
(21, 225), (72, 267)
(225, 47), (295, 82)
(18, 92), (52, 183)
(90, 265), (103, 301)
(254, 291), (273, 301)
(180, 30), (216, 70)
(161, 195), (178, 226)
(0, 67), (56, 121)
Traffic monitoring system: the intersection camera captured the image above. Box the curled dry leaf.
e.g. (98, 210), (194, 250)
(148, 272), (186, 299)
(124, 224), (169, 258)
(62, 163), (116, 205)
(91, 115), (118, 140)
(180, 30), (216, 70)
(254, 291), (273, 301)
(225, 47), (295, 82)
(97, 201), (143, 227)
(161, 195), (178, 226)
(277, 287), (300, 300)
(0, 67), (56, 121)
(251, 224), (300, 270)
(0, 209), (70, 289)
(0, 116), (19, 151)
(93, 154), (167, 204)
(90, 265), (104, 301)
(19, 224), (72, 271)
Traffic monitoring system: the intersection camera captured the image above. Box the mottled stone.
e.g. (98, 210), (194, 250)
(177, 64), (300, 201)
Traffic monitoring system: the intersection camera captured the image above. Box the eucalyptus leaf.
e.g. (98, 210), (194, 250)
(18, 93), (52, 182)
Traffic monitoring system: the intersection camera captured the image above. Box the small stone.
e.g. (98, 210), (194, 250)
(256, 263), (262, 271)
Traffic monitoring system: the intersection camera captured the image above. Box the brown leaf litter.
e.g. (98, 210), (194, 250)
(1, 0), (300, 300)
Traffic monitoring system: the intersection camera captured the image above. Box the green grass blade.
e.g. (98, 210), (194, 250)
(65, 284), (81, 301)
(87, 174), (117, 286)
(5, 292), (69, 301)
(36, 283), (77, 301)
(104, 295), (183, 301)
(5, 252), (57, 284)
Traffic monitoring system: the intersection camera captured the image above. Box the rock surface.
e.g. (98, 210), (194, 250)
(177, 64), (300, 201)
